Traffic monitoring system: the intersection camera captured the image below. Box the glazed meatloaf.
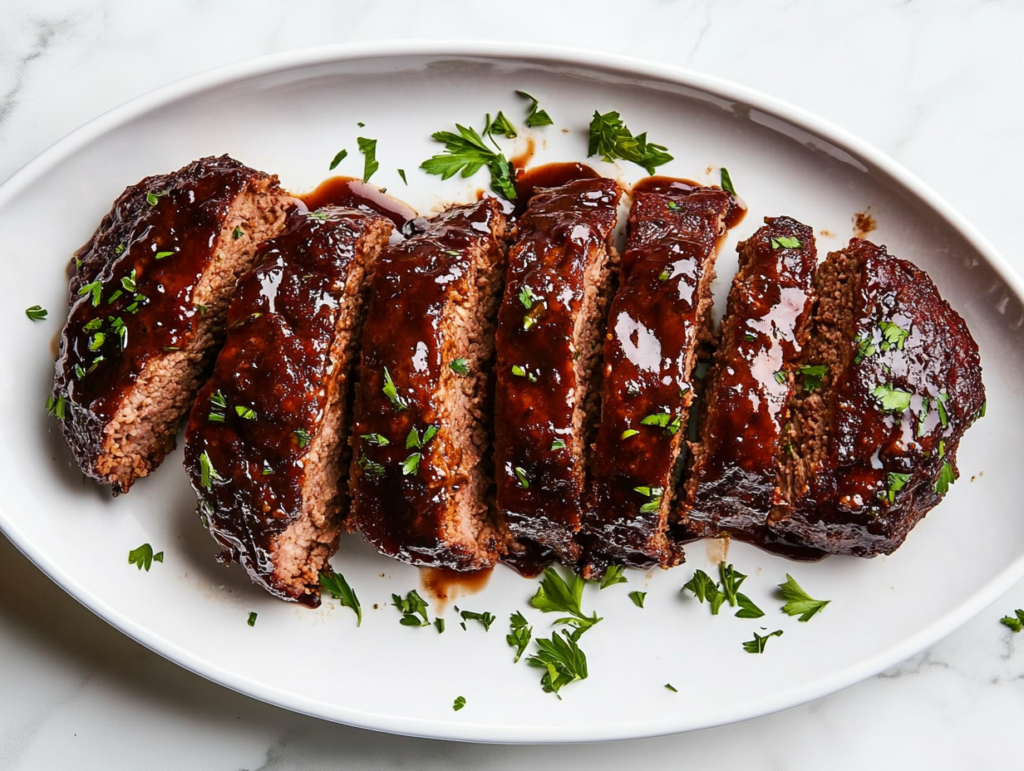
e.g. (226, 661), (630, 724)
(770, 239), (985, 556)
(350, 199), (508, 571)
(184, 206), (392, 604)
(678, 217), (819, 553)
(579, 181), (732, 577)
(52, 156), (291, 493)
(493, 175), (622, 563)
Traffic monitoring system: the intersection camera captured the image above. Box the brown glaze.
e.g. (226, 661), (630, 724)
(494, 176), (622, 562)
(421, 566), (492, 604)
(771, 240), (986, 556)
(299, 176), (416, 229)
(681, 217), (819, 543)
(633, 176), (748, 230)
(54, 156), (283, 490)
(511, 163), (602, 217)
(183, 206), (392, 605)
(580, 182), (732, 574)
(349, 199), (507, 570)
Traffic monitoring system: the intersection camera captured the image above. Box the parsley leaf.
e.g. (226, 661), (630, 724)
(146, 190), (168, 207)
(77, 280), (102, 307)
(320, 570), (362, 626)
(527, 630), (588, 699)
(882, 471), (911, 504)
(1001, 609), (1024, 633)
(634, 485), (664, 514)
(629, 590), (646, 608)
(516, 90), (554, 127)
(530, 566), (602, 640)
(382, 367), (408, 410)
(247, 612), (257, 627)
(599, 564), (628, 589)
(453, 696), (466, 711)
(232, 227), (243, 239)
(798, 364), (828, 392)
(934, 461), (956, 495)
(550, 439), (566, 451)
(359, 452), (386, 478)
(720, 167), (737, 195)
(872, 382), (913, 413)
(449, 358), (470, 375)
(682, 569), (726, 615)
(771, 236), (803, 249)
(398, 169), (408, 185)
(507, 611), (533, 663)
(621, 429), (640, 440)
(357, 137), (379, 182)
(742, 629), (783, 654)
(735, 593), (765, 619)
(361, 433), (389, 446)
(128, 543), (162, 571)
(25, 305), (47, 321)
(587, 110), (672, 174)
(937, 392), (950, 428)
(293, 428), (311, 448)
(199, 451), (221, 489)
(402, 453), (422, 475)
(778, 574), (831, 622)
(421, 122), (516, 200)
(392, 589), (431, 627)
(434, 617), (445, 633)
(234, 405), (256, 420)
(665, 683), (678, 693)
(519, 284), (542, 310)
(460, 609), (496, 631)
(484, 111), (517, 139)
(855, 333), (876, 364)
(514, 466), (530, 489)
(878, 321), (910, 351)
(45, 394), (67, 420)
(329, 148), (348, 171)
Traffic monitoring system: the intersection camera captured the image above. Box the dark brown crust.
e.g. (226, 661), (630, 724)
(183, 206), (392, 604)
(350, 199), (508, 570)
(493, 178), (622, 563)
(769, 239), (986, 556)
(579, 183), (731, 576)
(54, 155), (291, 493)
(679, 217), (818, 549)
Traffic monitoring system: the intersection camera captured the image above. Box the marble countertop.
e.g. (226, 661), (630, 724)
(3, 1), (1023, 767)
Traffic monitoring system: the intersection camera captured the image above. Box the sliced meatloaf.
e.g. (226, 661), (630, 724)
(770, 239), (986, 556)
(494, 176), (622, 563)
(349, 199), (508, 570)
(678, 217), (819, 553)
(184, 206), (392, 605)
(579, 181), (731, 577)
(52, 156), (292, 493)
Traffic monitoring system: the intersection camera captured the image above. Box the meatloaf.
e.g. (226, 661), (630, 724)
(184, 205), (392, 604)
(579, 181), (732, 576)
(770, 239), (985, 556)
(52, 156), (291, 493)
(493, 176), (622, 563)
(350, 199), (508, 570)
(678, 217), (819, 553)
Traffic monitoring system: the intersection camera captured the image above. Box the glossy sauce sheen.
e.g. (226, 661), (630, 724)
(582, 182), (731, 571)
(494, 175), (622, 561)
(684, 218), (817, 540)
(300, 176), (415, 229)
(774, 240), (985, 555)
(350, 199), (507, 569)
(56, 157), (262, 436)
(183, 206), (392, 604)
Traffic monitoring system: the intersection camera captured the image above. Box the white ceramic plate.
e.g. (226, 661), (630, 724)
(0, 42), (1020, 743)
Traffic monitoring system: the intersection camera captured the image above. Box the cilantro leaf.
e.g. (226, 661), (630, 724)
(516, 90), (554, 128)
(778, 574), (831, 622)
(357, 137), (379, 182)
(527, 630), (588, 698)
(587, 110), (672, 174)
(320, 570), (362, 626)
(421, 123), (516, 200)
(507, 611), (533, 663)
(742, 629), (783, 654)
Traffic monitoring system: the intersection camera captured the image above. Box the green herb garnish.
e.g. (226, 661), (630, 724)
(293, 428), (311, 448)
(128, 543), (163, 571)
(872, 383), (913, 413)
(45, 394), (67, 420)
(357, 137), (379, 182)
(629, 591), (646, 608)
(937, 392), (950, 428)
(453, 696), (466, 711)
(154, 251), (174, 260)
(435, 617), (445, 634)
(329, 148), (349, 171)
(778, 574), (831, 621)
(720, 167), (737, 195)
(599, 565), (628, 589)
(507, 611), (533, 663)
(460, 609), (496, 631)
(382, 367), (408, 410)
(771, 236), (802, 249)
(634, 485), (663, 514)
(530, 566), (602, 640)
(402, 453), (422, 476)
(514, 466), (530, 489)
(392, 589), (430, 627)
(77, 280), (102, 307)
(421, 122), (516, 200)
(449, 358), (470, 375)
(359, 453), (386, 478)
(398, 169), (408, 185)
(799, 364), (828, 392)
(665, 683), (678, 693)
(882, 471), (911, 504)
(484, 111), (517, 139)
(527, 630), (588, 699)
(620, 428), (640, 440)
(25, 305), (47, 321)
(587, 110), (672, 174)
(361, 433), (390, 446)
(234, 406), (256, 420)
(742, 629), (783, 654)
(146, 190), (168, 207)
(232, 226), (243, 240)
(682, 569), (726, 615)
(878, 321), (910, 351)
(516, 90), (554, 128)
(247, 612), (257, 627)
(320, 570), (362, 626)
(934, 461), (956, 495)
(855, 333), (876, 364)
(1001, 609), (1024, 633)
(199, 451), (221, 489)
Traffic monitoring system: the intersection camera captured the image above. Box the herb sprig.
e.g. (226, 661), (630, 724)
(778, 574), (830, 622)
(587, 110), (672, 175)
(421, 122), (516, 200)
(320, 570), (362, 626)
(530, 566), (602, 640)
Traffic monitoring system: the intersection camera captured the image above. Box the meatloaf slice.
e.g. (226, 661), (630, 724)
(770, 239), (986, 556)
(677, 217), (819, 552)
(52, 155), (292, 493)
(494, 176), (622, 563)
(578, 181), (731, 577)
(349, 199), (508, 571)
(184, 206), (392, 605)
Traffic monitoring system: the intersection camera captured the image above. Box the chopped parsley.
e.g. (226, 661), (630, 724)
(460, 609), (496, 631)
(320, 570), (362, 626)
(453, 696), (466, 712)
(421, 122), (516, 200)
(666, 201), (680, 211)
(357, 137), (379, 182)
(855, 333), (876, 364)
(361, 433), (390, 446)
(917, 397), (931, 437)
(484, 111), (517, 139)
(329, 148), (349, 171)
(25, 305), (47, 321)
(507, 611), (533, 663)
(620, 428), (640, 440)
(514, 466), (530, 489)
(234, 406), (256, 420)
(773, 370), (787, 385)
(778, 574), (830, 621)
(45, 394), (67, 420)
(435, 618), (446, 633)
(550, 438), (566, 450)
(937, 392), (950, 428)
(683, 564), (762, 618)
(208, 390), (228, 423)
(243, 612), (257, 627)
(406, 425), (438, 449)
(682, 569), (725, 615)
(640, 411), (681, 435)
(1001, 609), (1024, 633)
(516, 90), (554, 127)
(798, 364), (828, 392)
(154, 251), (174, 260)
(720, 167), (737, 195)
(530, 566), (602, 640)
(872, 382), (913, 413)
(128, 543), (163, 571)
(771, 236), (802, 249)
(658, 269), (670, 281)
(587, 110), (672, 174)
(402, 453), (422, 475)
(449, 358), (470, 375)
(398, 169), (408, 185)
(511, 364), (537, 382)
(382, 368), (408, 410)
(392, 589), (431, 627)
(665, 683), (679, 693)
(199, 451), (221, 489)
(742, 629), (783, 654)
(878, 321), (910, 351)
(359, 453), (386, 478)
(629, 590), (647, 608)
(934, 461), (956, 495)
(115, 244), (125, 255)
(77, 280), (102, 307)
(634, 485), (664, 515)
(880, 471), (910, 504)
(232, 226), (243, 239)
(293, 428), (311, 448)
(527, 630), (588, 699)
(145, 189), (168, 207)
(519, 285), (542, 309)
(599, 565), (628, 589)
(306, 210), (329, 221)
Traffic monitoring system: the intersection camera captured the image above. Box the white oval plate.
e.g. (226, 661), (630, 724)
(0, 43), (1020, 744)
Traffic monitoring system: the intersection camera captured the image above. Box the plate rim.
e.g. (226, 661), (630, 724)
(1, 39), (1022, 743)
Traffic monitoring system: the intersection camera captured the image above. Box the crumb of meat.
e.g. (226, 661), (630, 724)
(852, 210), (876, 239)
(98, 176), (291, 492)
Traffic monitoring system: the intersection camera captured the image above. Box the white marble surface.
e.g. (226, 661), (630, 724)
(2, 1), (1024, 767)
